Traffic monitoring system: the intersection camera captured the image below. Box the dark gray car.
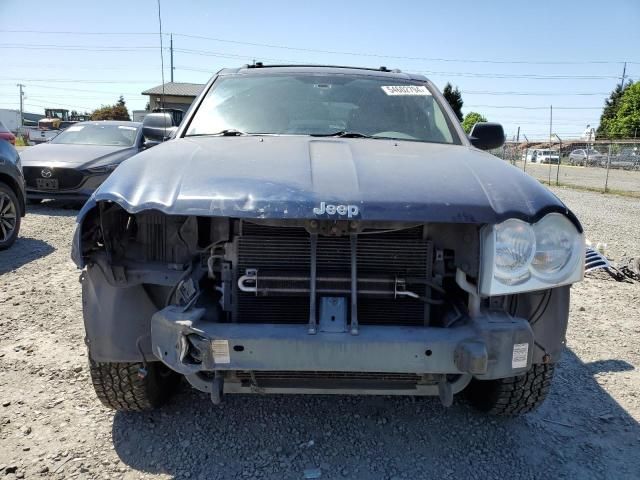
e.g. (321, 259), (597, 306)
(20, 121), (144, 202)
(0, 139), (25, 249)
(73, 65), (584, 416)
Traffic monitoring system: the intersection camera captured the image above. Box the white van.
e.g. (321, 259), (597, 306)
(522, 148), (559, 164)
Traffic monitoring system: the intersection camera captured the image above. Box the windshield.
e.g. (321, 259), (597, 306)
(51, 124), (139, 146)
(186, 74), (460, 144)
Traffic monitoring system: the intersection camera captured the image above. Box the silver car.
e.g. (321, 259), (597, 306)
(568, 148), (605, 167)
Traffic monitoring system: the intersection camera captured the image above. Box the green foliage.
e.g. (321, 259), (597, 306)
(91, 97), (131, 121)
(443, 83), (464, 122)
(604, 82), (640, 138)
(462, 111), (487, 134)
(597, 81), (633, 138)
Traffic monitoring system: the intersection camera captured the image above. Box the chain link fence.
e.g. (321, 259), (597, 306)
(491, 140), (640, 196)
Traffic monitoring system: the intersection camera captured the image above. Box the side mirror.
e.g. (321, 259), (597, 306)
(142, 113), (178, 143)
(469, 122), (505, 150)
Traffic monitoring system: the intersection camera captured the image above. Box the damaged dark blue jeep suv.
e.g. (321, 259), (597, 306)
(72, 65), (584, 414)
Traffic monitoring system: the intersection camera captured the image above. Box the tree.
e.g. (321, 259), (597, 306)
(596, 81), (632, 138)
(91, 98), (131, 121)
(443, 83), (464, 122)
(462, 112), (487, 134)
(605, 82), (640, 139)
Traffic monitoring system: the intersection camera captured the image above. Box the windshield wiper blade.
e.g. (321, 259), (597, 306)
(311, 131), (372, 138)
(187, 129), (247, 137)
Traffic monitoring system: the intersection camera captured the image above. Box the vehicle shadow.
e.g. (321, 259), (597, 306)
(0, 236), (55, 273)
(26, 200), (83, 217)
(111, 348), (638, 480)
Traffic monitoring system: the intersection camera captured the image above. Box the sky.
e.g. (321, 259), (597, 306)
(0, 0), (638, 140)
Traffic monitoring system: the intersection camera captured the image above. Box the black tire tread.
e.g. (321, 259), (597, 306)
(89, 359), (177, 411)
(466, 364), (555, 415)
(0, 181), (21, 250)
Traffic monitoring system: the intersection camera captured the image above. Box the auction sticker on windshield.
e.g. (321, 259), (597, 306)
(381, 85), (431, 96)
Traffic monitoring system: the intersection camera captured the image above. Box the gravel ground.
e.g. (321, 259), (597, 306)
(513, 161), (640, 194)
(0, 189), (639, 480)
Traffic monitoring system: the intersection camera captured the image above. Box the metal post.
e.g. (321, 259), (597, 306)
(523, 134), (529, 172)
(515, 126), (520, 166)
(604, 143), (612, 193)
(170, 33), (174, 83)
(586, 128), (593, 166)
(16, 84), (24, 128)
(554, 134), (562, 186)
(548, 105), (553, 185)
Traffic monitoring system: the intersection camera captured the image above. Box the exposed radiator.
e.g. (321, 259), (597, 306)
(234, 223), (432, 326)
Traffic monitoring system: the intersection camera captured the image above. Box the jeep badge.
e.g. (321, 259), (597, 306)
(313, 201), (359, 218)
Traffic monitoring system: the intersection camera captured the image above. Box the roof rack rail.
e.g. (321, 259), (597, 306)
(243, 63), (401, 73)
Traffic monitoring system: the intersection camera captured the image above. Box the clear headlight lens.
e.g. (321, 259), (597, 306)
(531, 213), (582, 281)
(494, 219), (535, 284)
(482, 213), (583, 295)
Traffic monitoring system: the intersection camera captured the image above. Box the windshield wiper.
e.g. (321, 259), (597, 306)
(187, 129), (247, 137)
(310, 131), (372, 138)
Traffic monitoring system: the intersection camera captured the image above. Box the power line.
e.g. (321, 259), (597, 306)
(0, 83), (141, 94)
(1, 30), (638, 66)
(0, 77), (155, 84)
(466, 105), (602, 110)
(464, 90), (609, 96)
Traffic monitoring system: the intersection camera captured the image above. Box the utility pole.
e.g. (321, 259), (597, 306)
(548, 105), (553, 185)
(16, 84), (24, 128)
(620, 61), (627, 86)
(170, 33), (174, 83)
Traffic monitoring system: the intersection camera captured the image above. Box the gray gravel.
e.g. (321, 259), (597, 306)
(514, 161), (640, 194)
(0, 190), (639, 480)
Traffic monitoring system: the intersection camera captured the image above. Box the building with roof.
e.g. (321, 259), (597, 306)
(141, 82), (205, 112)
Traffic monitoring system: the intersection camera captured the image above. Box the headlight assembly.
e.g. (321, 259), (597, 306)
(87, 163), (119, 174)
(480, 213), (583, 296)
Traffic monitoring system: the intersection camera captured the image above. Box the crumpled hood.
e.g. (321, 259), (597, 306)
(78, 136), (575, 225)
(20, 143), (137, 169)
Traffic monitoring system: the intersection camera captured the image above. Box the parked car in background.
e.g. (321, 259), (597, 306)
(0, 139), (25, 249)
(568, 149), (606, 166)
(609, 147), (639, 170)
(0, 121), (16, 146)
(73, 65), (584, 416)
(19, 121), (145, 203)
(537, 149), (560, 164)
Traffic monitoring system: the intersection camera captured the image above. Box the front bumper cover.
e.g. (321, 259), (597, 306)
(151, 306), (534, 381)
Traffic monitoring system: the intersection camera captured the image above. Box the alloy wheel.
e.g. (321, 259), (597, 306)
(0, 191), (17, 242)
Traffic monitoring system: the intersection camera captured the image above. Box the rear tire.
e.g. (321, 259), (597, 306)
(89, 358), (180, 411)
(0, 182), (21, 250)
(465, 364), (555, 415)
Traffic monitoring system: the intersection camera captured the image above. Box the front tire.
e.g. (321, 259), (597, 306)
(89, 359), (180, 411)
(0, 182), (21, 250)
(466, 364), (555, 415)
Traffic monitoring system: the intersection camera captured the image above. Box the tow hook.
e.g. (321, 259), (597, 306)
(437, 375), (453, 407)
(210, 372), (224, 405)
